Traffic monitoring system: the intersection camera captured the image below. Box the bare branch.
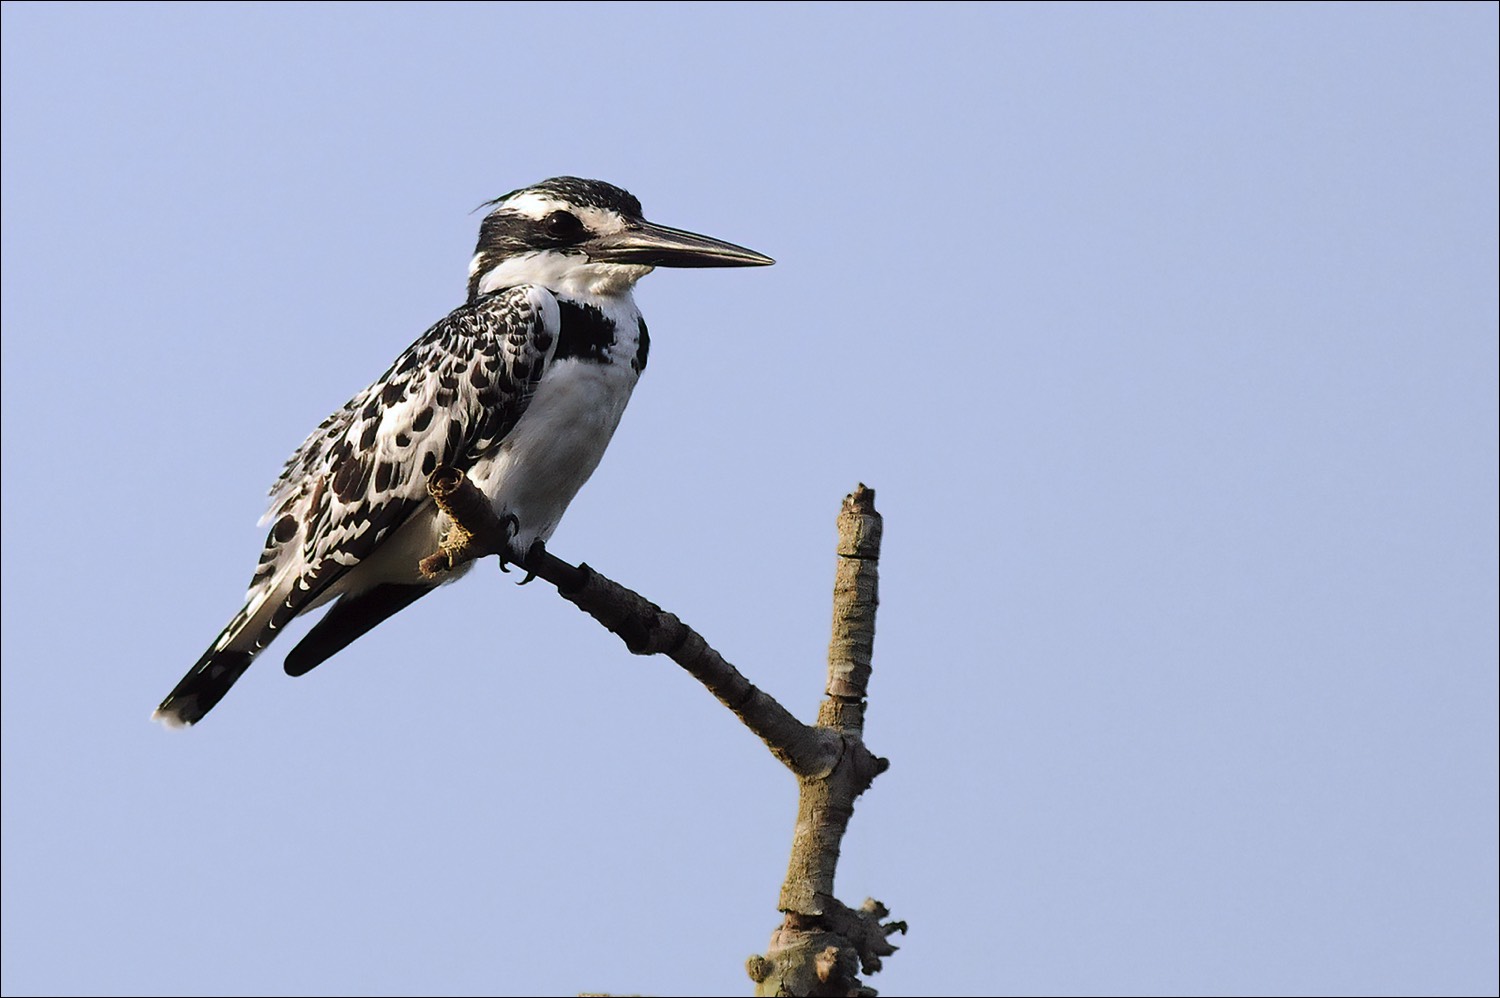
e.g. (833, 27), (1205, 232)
(780, 485), (888, 913)
(422, 471), (903, 994)
(422, 467), (838, 776)
(750, 484), (902, 997)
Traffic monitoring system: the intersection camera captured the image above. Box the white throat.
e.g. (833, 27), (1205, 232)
(473, 251), (653, 299)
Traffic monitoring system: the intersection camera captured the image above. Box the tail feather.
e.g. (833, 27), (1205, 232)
(152, 649), (256, 728)
(154, 578), (429, 726)
(154, 588), (281, 728)
(283, 583), (434, 677)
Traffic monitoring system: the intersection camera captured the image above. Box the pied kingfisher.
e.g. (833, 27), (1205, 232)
(154, 177), (773, 727)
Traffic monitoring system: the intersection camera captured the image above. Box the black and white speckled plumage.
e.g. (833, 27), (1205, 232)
(155, 288), (558, 727)
(154, 177), (772, 728)
(261, 287), (551, 607)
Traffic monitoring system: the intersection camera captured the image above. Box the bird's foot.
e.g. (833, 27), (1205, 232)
(495, 512), (522, 573)
(516, 539), (546, 585)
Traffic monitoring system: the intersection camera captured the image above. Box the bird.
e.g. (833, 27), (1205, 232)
(153, 177), (773, 727)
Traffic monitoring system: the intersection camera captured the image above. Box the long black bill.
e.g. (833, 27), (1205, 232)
(586, 219), (774, 268)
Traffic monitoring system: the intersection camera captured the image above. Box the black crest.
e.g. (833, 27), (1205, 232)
(481, 176), (643, 220)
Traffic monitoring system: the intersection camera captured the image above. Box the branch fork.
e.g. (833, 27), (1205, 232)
(421, 468), (900, 995)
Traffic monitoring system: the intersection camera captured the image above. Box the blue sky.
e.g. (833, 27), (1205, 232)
(2, 3), (1496, 996)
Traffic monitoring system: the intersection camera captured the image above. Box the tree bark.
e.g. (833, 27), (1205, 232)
(747, 485), (903, 997)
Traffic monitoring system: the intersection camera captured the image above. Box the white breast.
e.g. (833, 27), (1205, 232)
(467, 294), (643, 550)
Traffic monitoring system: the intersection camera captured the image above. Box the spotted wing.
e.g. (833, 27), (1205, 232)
(250, 285), (557, 636)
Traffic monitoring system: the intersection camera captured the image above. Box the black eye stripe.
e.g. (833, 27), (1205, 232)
(470, 205), (596, 280)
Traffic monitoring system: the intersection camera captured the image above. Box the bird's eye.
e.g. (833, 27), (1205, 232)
(542, 210), (584, 239)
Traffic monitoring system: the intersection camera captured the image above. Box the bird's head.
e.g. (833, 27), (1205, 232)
(466, 177), (773, 302)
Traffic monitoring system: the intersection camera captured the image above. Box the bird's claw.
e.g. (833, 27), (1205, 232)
(516, 539), (546, 585)
(495, 512), (522, 573)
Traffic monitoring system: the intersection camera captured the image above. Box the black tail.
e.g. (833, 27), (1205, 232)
(283, 583), (434, 677)
(155, 582), (434, 727)
(153, 649), (256, 728)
